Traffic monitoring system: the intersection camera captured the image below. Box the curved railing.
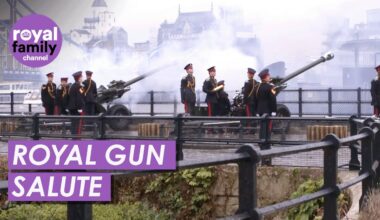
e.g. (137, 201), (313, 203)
(0, 115), (379, 219)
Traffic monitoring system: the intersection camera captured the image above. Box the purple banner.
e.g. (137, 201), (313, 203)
(8, 140), (176, 170)
(8, 172), (111, 201)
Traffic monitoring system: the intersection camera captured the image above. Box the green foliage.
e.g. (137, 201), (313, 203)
(0, 204), (66, 220)
(0, 202), (170, 220)
(286, 178), (351, 220)
(287, 179), (324, 220)
(145, 167), (215, 218)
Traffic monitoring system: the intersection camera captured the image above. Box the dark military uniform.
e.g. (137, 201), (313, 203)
(41, 81), (56, 115)
(83, 71), (98, 115)
(371, 77), (380, 116)
(68, 72), (85, 135)
(217, 82), (230, 116)
(55, 82), (70, 115)
(255, 82), (277, 116)
(181, 74), (196, 115)
(202, 76), (218, 116)
(256, 69), (277, 157)
(243, 79), (258, 116)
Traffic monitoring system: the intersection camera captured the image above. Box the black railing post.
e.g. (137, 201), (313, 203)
(67, 203), (92, 220)
(328, 88), (332, 117)
(28, 104), (32, 113)
(349, 115), (360, 170)
(150, 90), (154, 116)
(196, 90), (201, 107)
(235, 144), (260, 219)
(359, 127), (375, 210)
(298, 88), (303, 117)
(173, 96), (177, 116)
(32, 113), (40, 140)
(175, 114), (184, 161)
(357, 88), (362, 117)
(322, 134), (340, 220)
(98, 113), (106, 139)
(371, 122), (380, 184)
(10, 92), (14, 115)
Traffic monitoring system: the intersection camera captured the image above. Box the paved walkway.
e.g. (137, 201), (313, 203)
(339, 171), (361, 220)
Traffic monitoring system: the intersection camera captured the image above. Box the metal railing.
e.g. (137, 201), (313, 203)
(0, 88), (375, 116)
(0, 114), (362, 166)
(0, 115), (379, 219)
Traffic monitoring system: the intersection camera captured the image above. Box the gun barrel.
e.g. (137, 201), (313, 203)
(278, 52), (334, 85)
(123, 75), (146, 87)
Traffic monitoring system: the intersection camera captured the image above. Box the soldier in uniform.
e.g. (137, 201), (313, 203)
(217, 80), (231, 116)
(55, 77), (70, 115)
(68, 71), (85, 135)
(256, 69), (277, 165)
(180, 63), (196, 115)
(243, 68), (258, 116)
(83, 71), (98, 115)
(202, 66), (219, 116)
(41, 72), (56, 115)
(371, 65), (380, 117)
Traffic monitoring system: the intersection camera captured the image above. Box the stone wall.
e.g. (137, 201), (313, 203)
(211, 165), (323, 218)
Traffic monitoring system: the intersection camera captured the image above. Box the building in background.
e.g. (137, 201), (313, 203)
(0, 1), (42, 84)
(66, 0), (132, 60)
(332, 9), (380, 88)
(157, 4), (217, 46)
(154, 4), (261, 65)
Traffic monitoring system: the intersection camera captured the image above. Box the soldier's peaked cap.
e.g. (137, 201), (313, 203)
(184, 63), (193, 70)
(248, 68), (256, 74)
(61, 77), (68, 81)
(46, 72), (54, 77)
(375, 65), (380, 70)
(259, 68), (270, 79)
(85, 70), (93, 76)
(72, 71), (82, 79)
(207, 66), (216, 72)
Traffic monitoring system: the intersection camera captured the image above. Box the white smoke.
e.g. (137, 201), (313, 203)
(40, 14), (260, 106)
(38, 0), (380, 92)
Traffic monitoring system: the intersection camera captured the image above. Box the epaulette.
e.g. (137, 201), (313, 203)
(41, 84), (46, 89)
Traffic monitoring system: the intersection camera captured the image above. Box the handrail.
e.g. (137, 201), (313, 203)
(0, 116), (379, 220)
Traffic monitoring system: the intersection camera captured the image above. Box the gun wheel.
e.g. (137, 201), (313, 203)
(273, 104), (290, 134)
(106, 104), (132, 130)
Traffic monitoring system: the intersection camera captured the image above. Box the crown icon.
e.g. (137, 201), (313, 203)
(21, 32), (31, 38)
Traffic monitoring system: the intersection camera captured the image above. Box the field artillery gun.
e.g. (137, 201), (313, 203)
(231, 52), (335, 117)
(95, 65), (171, 130)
